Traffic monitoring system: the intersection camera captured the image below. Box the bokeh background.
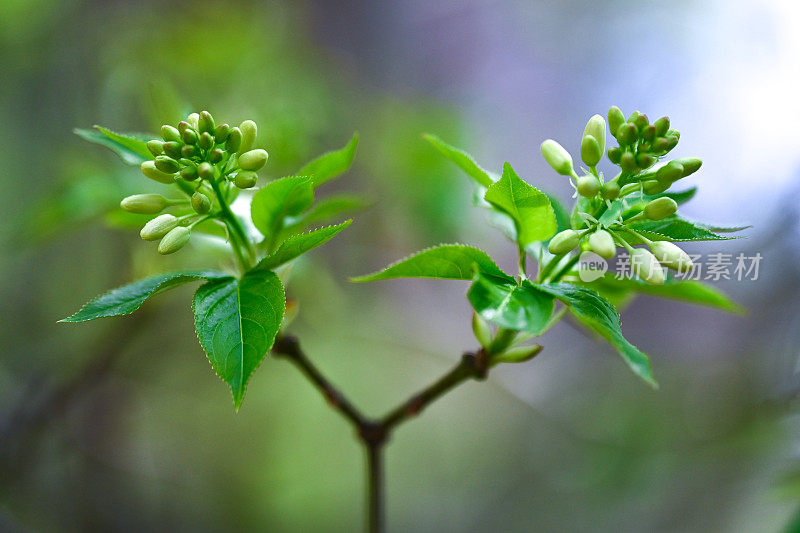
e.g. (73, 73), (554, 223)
(2, 1), (800, 531)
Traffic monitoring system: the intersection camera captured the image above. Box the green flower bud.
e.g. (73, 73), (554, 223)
(642, 180), (669, 195)
(634, 113), (649, 131)
(225, 127), (242, 153)
(641, 125), (656, 143)
(198, 131), (214, 151)
(181, 145), (197, 158)
(583, 114), (606, 154)
(180, 164), (198, 181)
(627, 110), (640, 124)
(198, 162), (214, 180)
(588, 229), (616, 259)
(238, 120), (257, 154)
(140, 160), (176, 184)
(198, 111), (215, 134)
(239, 148), (268, 170)
(209, 148), (224, 164)
(608, 106), (625, 138)
(649, 241), (693, 272)
(234, 170), (258, 189)
(158, 226), (191, 254)
(617, 123), (638, 146)
(631, 248), (665, 285)
(540, 139), (574, 176)
(635, 152), (655, 169)
(601, 180), (620, 200)
(181, 128), (198, 145)
(580, 135), (603, 167)
(644, 197), (678, 220)
(656, 161), (684, 184)
(576, 174), (601, 197)
(673, 157), (702, 177)
(665, 135), (679, 151)
(666, 129), (680, 140)
(651, 137), (669, 153)
(163, 141), (183, 159)
(214, 124), (230, 144)
(548, 229), (581, 255)
(471, 313), (492, 350)
(191, 191), (212, 214)
(177, 121), (191, 133)
(120, 194), (168, 214)
(147, 140), (164, 156)
(620, 151), (637, 172)
(140, 214), (179, 241)
(154, 155), (180, 174)
(492, 344), (543, 365)
(654, 116), (670, 136)
(187, 113), (199, 130)
(161, 125), (181, 143)
(607, 146), (621, 164)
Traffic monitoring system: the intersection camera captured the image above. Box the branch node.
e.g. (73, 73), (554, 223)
(358, 421), (388, 447)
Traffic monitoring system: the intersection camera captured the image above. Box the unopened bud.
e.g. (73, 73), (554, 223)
(492, 344), (543, 365)
(636, 152), (655, 169)
(234, 170), (258, 189)
(180, 164), (198, 181)
(146, 140), (164, 156)
(120, 194), (168, 214)
(198, 162), (215, 180)
(160, 125), (181, 143)
(198, 131), (214, 151)
(665, 135), (679, 151)
(540, 139), (574, 176)
(617, 123), (638, 146)
(601, 180), (620, 200)
(631, 248), (665, 285)
(634, 113), (649, 131)
(666, 129), (680, 140)
(656, 161), (684, 184)
(644, 197), (678, 220)
(548, 229), (581, 255)
(158, 226), (191, 254)
(576, 174), (601, 197)
(214, 124), (230, 144)
(649, 241), (693, 272)
(238, 149), (268, 171)
(198, 111), (215, 134)
(181, 128), (198, 145)
(654, 116), (670, 136)
(620, 151), (637, 172)
(608, 106), (626, 137)
(651, 137), (669, 153)
(583, 114), (606, 155)
(627, 110), (640, 124)
(154, 156), (180, 174)
(181, 145), (197, 158)
(187, 113), (200, 130)
(580, 135), (603, 167)
(163, 141), (183, 159)
(238, 120), (257, 154)
(471, 313), (492, 350)
(672, 157), (702, 177)
(141, 161), (176, 184)
(588, 229), (616, 259)
(641, 125), (656, 143)
(140, 214), (179, 241)
(225, 127), (242, 153)
(607, 146), (621, 164)
(642, 180), (669, 195)
(191, 192), (212, 214)
(209, 148), (224, 164)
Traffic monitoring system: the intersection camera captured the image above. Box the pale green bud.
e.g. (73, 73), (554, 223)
(225, 127), (242, 153)
(160, 125), (181, 143)
(471, 313), (492, 350)
(198, 131), (214, 151)
(631, 248), (665, 285)
(191, 192), (212, 214)
(181, 128), (198, 145)
(120, 194), (168, 214)
(238, 149), (268, 171)
(607, 146), (621, 164)
(672, 157), (702, 177)
(214, 124), (230, 144)
(209, 148), (224, 164)
(180, 164), (198, 181)
(576, 174), (601, 197)
(636, 152), (655, 169)
(608, 106), (625, 136)
(198, 111), (215, 134)
(163, 141), (183, 159)
(651, 137), (669, 153)
(642, 180), (669, 195)
(580, 135), (602, 167)
(140, 161), (176, 184)
(140, 214), (179, 241)
(492, 344), (543, 365)
(540, 139), (574, 176)
(644, 197), (678, 220)
(187, 113), (200, 130)
(548, 229), (581, 254)
(147, 140), (164, 156)
(238, 120), (257, 154)
(234, 170), (258, 189)
(588, 230), (616, 259)
(641, 125), (656, 143)
(620, 151), (637, 172)
(158, 226), (191, 254)
(198, 162), (214, 181)
(181, 144), (197, 158)
(583, 114), (606, 154)
(656, 161), (684, 184)
(617, 123), (638, 146)
(633, 113), (649, 131)
(649, 241), (693, 272)
(601, 180), (620, 200)
(654, 116), (670, 136)
(155, 155), (180, 174)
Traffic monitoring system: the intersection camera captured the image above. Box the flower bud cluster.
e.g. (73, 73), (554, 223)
(606, 107), (678, 174)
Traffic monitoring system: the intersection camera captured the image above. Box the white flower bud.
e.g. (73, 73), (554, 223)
(631, 248), (665, 285)
(576, 174), (601, 197)
(644, 197), (678, 220)
(140, 214), (179, 241)
(120, 194), (168, 214)
(540, 139), (574, 176)
(158, 226), (191, 254)
(649, 241), (693, 272)
(238, 149), (268, 171)
(588, 230), (616, 259)
(582, 114), (606, 160)
(237, 120), (257, 155)
(548, 229), (581, 255)
(187, 113), (200, 131)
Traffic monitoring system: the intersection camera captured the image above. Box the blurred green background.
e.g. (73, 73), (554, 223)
(2, 1), (800, 531)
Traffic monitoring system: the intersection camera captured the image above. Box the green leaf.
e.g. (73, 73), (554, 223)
(251, 176), (314, 243)
(586, 275), (744, 314)
(352, 244), (511, 282)
(484, 162), (558, 246)
(289, 194), (370, 228)
(422, 133), (494, 188)
(74, 126), (153, 165)
(627, 216), (742, 242)
(257, 220), (352, 270)
(297, 133), (359, 187)
(546, 193), (571, 234)
(598, 199), (625, 226)
(622, 187), (698, 214)
(193, 270), (285, 409)
(60, 271), (228, 322)
(536, 282), (657, 387)
(467, 273), (555, 335)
